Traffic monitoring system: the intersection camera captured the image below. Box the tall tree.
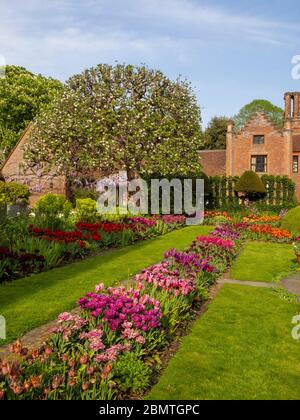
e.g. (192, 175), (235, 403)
(233, 99), (284, 132)
(24, 64), (202, 184)
(201, 116), (228, 150)
(0, 65), (62, 164)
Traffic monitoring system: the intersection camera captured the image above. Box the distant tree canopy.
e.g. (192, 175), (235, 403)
(200, 116), (229, 150)
(233, 99), (284, 132)
(25, 64), (203, 184)
(0, 65), (62, 164)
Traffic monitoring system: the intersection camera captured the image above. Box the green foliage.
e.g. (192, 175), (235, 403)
(0, 216), (30, 247)
(201, 116), (228, 150)
(76, 198), (98, 223)
(208, 175), (296, 210)
(235, 171), (267, 201)
(0, 181), (30, 205)
(0, 65), (62, 164)
(281, 206), (300, 233)
(0, 226), (212, 345)
(35, 193), (72, 229)
(200, 171), (212, 197)
(11, 236), (64, 269)
(233, 99), (284, 132)
(73, 187), (99, 201)
(24, 64), (202, 179)
(113, 352), (151, 395)
(36, 193), (72, 218)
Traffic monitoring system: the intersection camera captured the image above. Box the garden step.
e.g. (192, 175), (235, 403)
(281, 275), (300, 300)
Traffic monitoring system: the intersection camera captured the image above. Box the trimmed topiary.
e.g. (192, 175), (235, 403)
(235, 170), (266, 201)
(281, 206), (300, 233)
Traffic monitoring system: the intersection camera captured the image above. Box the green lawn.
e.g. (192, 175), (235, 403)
(0, 226), (212, 345)
(148, 284), (300, 400)
(230, 242), (295, 282)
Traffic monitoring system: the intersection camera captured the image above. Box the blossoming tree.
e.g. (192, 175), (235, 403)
(24, 64), (203, 190)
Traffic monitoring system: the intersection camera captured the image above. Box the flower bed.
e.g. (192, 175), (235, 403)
(242, 215), (280, 224)
(0, 216), (188, 283)
(1, 228), (238, 400)
(0, 247), (45, 283)
(211, 221), (293, 244)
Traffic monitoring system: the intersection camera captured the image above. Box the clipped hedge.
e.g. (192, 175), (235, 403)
(208, 175), (296, 210)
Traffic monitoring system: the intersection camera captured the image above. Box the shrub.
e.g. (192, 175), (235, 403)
(113, 352), (152, 395)
(0, 246), (45, 282)
(11, 236), (65, 269)
(235, 171), (266, 201)
(76, 198), (98, 223)
(281, 206), (300, 233)
(73, 187), (99, 201)
(35, 193), (72, 229)
(199, 171), (212, 197)
(0, 181), (30, 205)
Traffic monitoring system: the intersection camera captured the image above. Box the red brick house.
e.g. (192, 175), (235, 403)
(199, 92), (300, 199)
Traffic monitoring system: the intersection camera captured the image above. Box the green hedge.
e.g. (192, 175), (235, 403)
(208, 175), (296, 210)
(0, 181), (30, 206)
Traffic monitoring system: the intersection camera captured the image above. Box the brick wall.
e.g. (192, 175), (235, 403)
(227, 114), (290, 176)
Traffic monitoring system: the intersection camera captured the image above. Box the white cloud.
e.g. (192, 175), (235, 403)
(0, 0), (298, 81)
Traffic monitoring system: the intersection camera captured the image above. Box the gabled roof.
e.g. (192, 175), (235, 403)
(233, 111), (283, 134)
(0, 124), (32, 172)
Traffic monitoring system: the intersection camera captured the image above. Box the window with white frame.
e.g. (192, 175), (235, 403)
(251, 155), (267, 173)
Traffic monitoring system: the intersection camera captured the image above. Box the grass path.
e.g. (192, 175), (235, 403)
(148, 284), (300, 400)
(229, 242), (295, 282)
(0, 226), (212, 345)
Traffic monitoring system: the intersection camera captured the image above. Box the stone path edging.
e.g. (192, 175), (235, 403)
(217, 278), (275, 288)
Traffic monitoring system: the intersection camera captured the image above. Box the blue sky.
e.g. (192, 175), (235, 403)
(1, 0), (300, 126)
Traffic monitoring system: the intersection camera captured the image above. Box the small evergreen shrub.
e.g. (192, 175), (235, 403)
(36, 193), (72, 218)
(35, 193), (72, 229)
(281, 206), (300, 233)
(76, 198), (99, 222)
(235, 171), (266, 201)
(0, 181), (30, 205)
(113, 352), (151, 395)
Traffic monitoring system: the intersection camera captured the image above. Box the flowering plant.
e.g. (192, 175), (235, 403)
(0, 229), (223, 400)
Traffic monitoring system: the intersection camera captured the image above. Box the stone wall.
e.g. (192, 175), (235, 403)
(1, 126), (66, 205)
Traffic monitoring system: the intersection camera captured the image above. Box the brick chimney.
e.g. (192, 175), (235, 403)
(284, 92), (300, 128)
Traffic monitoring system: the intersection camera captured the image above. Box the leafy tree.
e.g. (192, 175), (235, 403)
(235, 170), (266, 202)
(233, 99), (284, 132)
(0, 65), (62, 164)
(24, 64), (203, 187)
(201, 116), (228, 150)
